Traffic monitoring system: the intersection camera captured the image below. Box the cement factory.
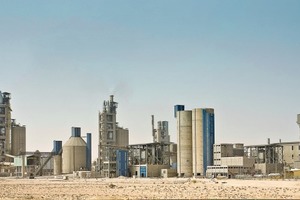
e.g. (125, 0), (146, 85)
(1, 90), (300, 179)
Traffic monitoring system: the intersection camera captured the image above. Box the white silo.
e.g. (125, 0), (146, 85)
(177, 110), (193, 177)
(192, 108), (204, 177)
(62, 127), (87, 174)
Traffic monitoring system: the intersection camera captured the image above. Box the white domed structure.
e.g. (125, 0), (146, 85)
(62, 127), (87, 174)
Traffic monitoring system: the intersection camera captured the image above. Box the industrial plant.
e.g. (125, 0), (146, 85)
(1, 90), (300, 179)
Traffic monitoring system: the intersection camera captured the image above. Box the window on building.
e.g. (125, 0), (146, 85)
(107, 131), (113, 140)
(292, 146), (294, 150)
(292, 155), (294, 159)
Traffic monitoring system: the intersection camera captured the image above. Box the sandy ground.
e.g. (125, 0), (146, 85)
(0, 177), (300, 199)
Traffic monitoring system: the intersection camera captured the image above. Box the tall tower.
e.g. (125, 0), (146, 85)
(98, 95), (117, 176)
(177, 110), (193, 177)
(97, 95), (129, 177)
(297, 114), (300, 139)
(0, 91), (12, 161)
(176, 106), (215, 177)
(192, 108), (214, 177)
(152, 115), (170, 143)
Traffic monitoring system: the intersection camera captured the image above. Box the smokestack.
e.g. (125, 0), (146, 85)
(152, 115), (157, 142)
(267, 138), (270, 145)
(110, 95), (114, 102)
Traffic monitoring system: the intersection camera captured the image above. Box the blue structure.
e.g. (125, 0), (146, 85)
(116, 150), (128, 176)
(71, 127), (81, 137)
(202, 109), (215, 175)
(53, 140), (62, 155)
(174, 105), (185, 118)
(86, 133), (92, 171)
(140, 166), (147, 177)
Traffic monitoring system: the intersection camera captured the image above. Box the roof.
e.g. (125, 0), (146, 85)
(63, 137), (86, 147)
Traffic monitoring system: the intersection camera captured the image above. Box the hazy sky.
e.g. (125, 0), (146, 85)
(1, 0), (300, 160)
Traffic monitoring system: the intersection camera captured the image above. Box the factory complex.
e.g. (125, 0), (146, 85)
(1, 90), (300, 179)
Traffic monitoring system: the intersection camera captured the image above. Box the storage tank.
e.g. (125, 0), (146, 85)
(62, 127), (87, 174)
(177, 110), (193, 177)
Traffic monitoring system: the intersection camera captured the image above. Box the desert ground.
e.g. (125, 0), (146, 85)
(0, 177), (300, 199)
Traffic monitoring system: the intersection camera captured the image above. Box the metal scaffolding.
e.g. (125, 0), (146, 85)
(244, 144), (283, 164)
(128, 142), (175, 166)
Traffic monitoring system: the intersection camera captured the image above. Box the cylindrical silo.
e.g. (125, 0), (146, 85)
(62, 133), (87, 174)
(86, 133), (92, 171)
(53, 140), (62, 175)
(192, 108), (204, 177)
(54, 155), (62, 175)
(177, 110), (193, 177)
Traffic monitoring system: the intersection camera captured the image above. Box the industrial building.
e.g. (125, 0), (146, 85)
(128, 115), (176, 178)
(128, 142), (176, 177)
(152, 115), (170, 143)
(245, 139), (300, 175)
(206, 143), (255, 178)
(245, 142), (284, 175)
(0, 91), (12, 161)
(0, 91), (26, 175)
(97, 95), (129, 177)
(175, 105), (215, 177)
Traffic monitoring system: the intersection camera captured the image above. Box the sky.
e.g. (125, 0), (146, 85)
(1, 0), (300, 161)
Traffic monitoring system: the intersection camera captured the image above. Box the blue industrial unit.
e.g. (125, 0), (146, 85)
(174, 105), (185, 118)
(86, 133), (92, 171)
(116, 150), (128, 176)
(202, 109), (215, 175)
(71, 127), (81, 137)
(140, 166), (147, 177)
(53, 140), (62, 155)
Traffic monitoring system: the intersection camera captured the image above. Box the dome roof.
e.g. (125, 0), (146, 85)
(63, 137), (86, 147)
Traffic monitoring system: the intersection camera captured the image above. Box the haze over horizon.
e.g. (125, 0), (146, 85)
(1, 0), (300, 160)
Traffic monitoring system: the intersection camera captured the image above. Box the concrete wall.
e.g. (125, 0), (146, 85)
(161, 169), (177, 178)
(255, 163), (283, 175)
(221, 157), (255, 168)
(147, 165), (169, 177)
(130, 164), (169, 177)
(282, 143), (300, 167)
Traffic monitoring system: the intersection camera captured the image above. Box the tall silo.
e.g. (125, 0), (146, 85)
(62, 127), (87, 174)
(192, 108), (204, 177)
(177, 110), (193, 177)
(53, 140), (62, 175)
(86, 133), (92, 171)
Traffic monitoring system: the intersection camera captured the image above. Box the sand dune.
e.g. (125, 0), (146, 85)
(0, 177), (299, 199)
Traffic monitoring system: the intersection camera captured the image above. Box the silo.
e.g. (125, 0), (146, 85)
(62, 128), (87, 174)
(86, 133), (92, 171)
(192, 108), (204, 177)
(53, 141), (62, 175)
(177, 110), (193, 177)
(54, 155), (62, 175)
